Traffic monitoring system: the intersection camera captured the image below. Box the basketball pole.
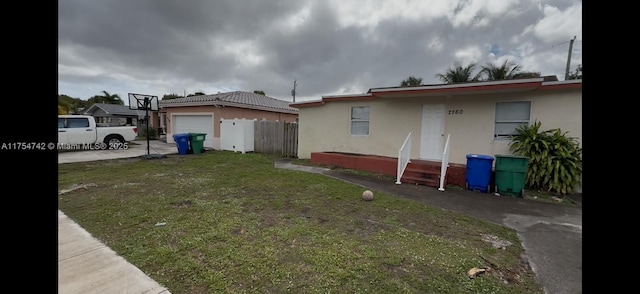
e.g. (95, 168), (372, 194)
(144, 97), (150, 156)
(129, 93), (166, 160)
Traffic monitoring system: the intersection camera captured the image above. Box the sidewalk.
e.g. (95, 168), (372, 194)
(58, 210), (171, 294)
(58, 140), (176, 294)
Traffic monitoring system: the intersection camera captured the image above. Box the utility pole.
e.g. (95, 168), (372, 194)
(564, 36), (576, 80)
(291, 80), (297, 102)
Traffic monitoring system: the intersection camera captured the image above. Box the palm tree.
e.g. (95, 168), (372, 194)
(99, 90), (124, 105)
(480, 60), (522, 81)
(400, 76), (423, 87)
(435, 61), (482, 84)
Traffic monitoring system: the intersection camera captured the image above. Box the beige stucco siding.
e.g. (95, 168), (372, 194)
(298, 100), (422, 159)
(529, 90), (582, 147)
(297, 88), (581, 166)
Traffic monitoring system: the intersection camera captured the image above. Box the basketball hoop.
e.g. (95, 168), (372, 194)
(128, 93), (165, 159)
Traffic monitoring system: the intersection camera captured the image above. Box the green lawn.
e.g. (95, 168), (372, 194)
(58, 151), (543, 293)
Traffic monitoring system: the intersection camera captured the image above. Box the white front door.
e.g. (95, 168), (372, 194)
(419, 104), (445, 160)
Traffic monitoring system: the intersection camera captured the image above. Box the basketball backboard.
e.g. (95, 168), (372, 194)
(128, 93), (159, 111)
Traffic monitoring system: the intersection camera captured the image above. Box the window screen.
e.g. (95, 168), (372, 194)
(494, 101), (531, 139)
(351, 106), (370, 135)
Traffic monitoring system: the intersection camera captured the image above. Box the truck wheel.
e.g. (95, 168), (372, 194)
(104, 135), (124, 149)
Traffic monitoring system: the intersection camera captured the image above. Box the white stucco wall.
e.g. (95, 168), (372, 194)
(297, 89), (582, 167)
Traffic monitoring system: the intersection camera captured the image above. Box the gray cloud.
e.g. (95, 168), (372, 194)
(58, 0), (582, 103)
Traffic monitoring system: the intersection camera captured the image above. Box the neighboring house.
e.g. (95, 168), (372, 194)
(290, 76), (582, 190)
(83, 103), (148, 127)
(156, 91), (298, 150)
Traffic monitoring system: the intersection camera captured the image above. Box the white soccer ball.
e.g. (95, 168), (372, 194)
(362, 190), (374, 201)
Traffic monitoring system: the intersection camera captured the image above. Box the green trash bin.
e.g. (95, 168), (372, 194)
(494, 154), (529, 197)
(188, 133), (207, 154)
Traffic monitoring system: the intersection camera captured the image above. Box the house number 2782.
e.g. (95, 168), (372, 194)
(448, 109), (463, 115)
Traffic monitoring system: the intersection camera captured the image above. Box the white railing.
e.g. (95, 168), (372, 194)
(396, 132), (412, 184)
(438, 134), (451, 191)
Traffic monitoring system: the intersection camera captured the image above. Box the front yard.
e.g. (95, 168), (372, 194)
(58, 151), (542, 293)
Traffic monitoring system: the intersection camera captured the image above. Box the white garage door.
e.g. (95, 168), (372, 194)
(173, 114), (214, 148)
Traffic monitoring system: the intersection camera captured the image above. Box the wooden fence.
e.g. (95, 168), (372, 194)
(254, 121), (298, 158)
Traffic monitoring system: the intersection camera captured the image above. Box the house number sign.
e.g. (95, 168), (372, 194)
(448, 109), (463, 115)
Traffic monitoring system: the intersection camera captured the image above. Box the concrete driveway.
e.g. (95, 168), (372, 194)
(58, 139), (179, 164)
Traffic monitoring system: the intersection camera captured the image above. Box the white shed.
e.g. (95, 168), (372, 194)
(220, 118), (255, 154)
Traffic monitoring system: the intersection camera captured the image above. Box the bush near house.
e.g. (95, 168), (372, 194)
(137, 125), (157, 140)
(509, 120), (582, 196)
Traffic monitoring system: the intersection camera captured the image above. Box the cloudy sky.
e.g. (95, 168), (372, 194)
(58, 0), (582, 104)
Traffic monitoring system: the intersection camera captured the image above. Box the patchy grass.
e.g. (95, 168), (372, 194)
(59, 151), (543, 293)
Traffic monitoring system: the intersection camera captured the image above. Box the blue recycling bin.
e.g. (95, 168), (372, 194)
(172, 133), (190, 155)
(465, 154), (495, 193)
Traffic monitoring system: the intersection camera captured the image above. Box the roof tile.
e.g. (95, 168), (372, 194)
(159, 91), (298, 112)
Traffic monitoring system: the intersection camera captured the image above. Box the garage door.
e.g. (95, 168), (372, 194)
(173, 114), (214, 148)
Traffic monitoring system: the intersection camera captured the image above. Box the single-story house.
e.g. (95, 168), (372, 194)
(83, 103), (148, 127)
(156, 91), (298, 150)
(290, 76), (582, 191)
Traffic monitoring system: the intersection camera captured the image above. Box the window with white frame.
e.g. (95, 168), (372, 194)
(494, 101), (531, 139)
(351, 106), (370, 135)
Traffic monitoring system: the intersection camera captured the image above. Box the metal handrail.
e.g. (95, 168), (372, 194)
(396, 132), (412, 184)
(438, 134), (451, 191)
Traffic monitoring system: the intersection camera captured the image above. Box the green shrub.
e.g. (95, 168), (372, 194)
(138, 126), (157, 139)
(509, 120), (582, 195)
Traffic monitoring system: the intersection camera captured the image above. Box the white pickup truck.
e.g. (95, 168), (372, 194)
(58, 115), (138, 150)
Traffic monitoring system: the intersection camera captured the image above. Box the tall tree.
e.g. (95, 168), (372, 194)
(58, 104), (68, 115)
(100, 90), (124, 104)
(435, 62), (482, 84)
(58, 94), (89, 114)
(187, 91), (206, 97)
(162, 93), (183, 100)
(480, 60), (522, 81)
(253, 90), (266, 95)
(88, 90), (124, 105)
(399, 76), (423, 87)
